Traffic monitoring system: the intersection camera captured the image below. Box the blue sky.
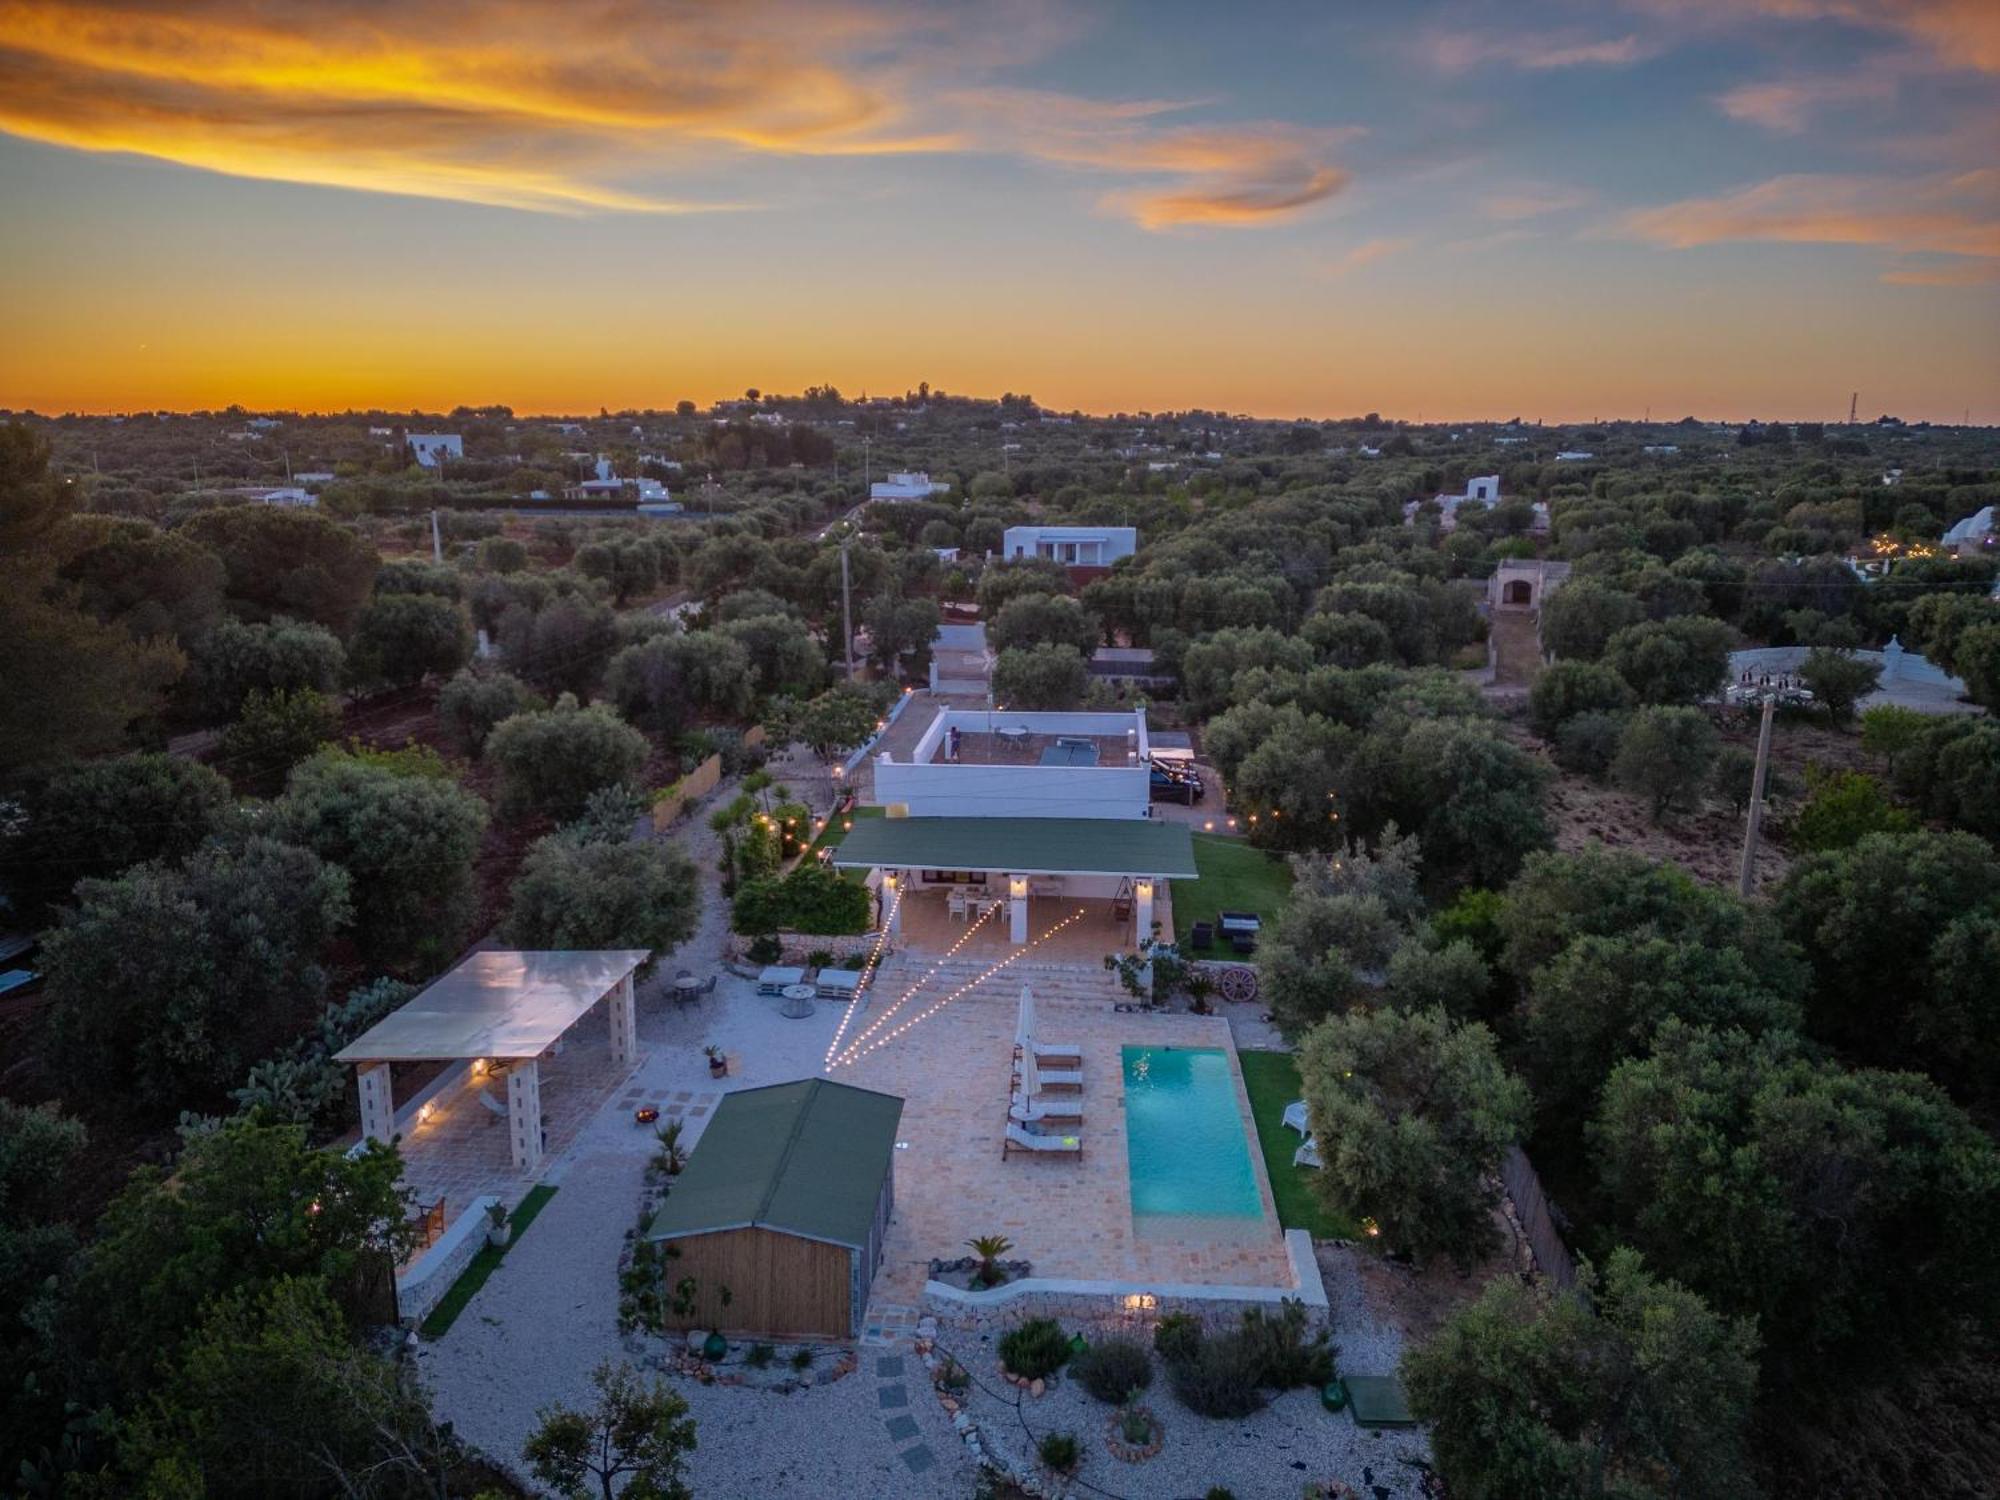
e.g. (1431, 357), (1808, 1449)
(0, 0), (1993, 419)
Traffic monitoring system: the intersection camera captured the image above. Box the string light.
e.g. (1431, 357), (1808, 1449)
(832, 908), (1088, 1068)
(836, 902), (1000, 1058)
(821, 882), (904, 1069)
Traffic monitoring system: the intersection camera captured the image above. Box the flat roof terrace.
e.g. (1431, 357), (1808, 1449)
(905, 706), (1150, 767)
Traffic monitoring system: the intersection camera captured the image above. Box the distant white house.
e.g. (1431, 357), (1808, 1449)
(870, 470), (949, 501)
(407, 433), (464, 468)
(1001, 525), (1137, 569)
(1883, 468), (1905, 486)
(1406, 475), (1500, 532)
(1943, 506), (1995, 551)
(1555, 450), (1595, 462)
(234, 485), (315, 508)
(293, 470), (336, 485)
(1643, 444), (1680, 456)
(245, 417), (282, 431)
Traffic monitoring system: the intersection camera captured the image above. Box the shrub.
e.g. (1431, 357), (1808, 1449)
(219, 686), (342, 780)
(486, 695), (650, 820)
(1205, 1489), (1238, 1500)
(788, 1347), (813, 1371)
(1036, 1432), (1080, 1475)
(437, 668), (541, 756)
(1153, 1312), (1204, 1365)
(1073, 1337), (1153, 1404)
(998, 1318), (1070, 1381)
(1553, 709), (1626, 777)
(731, 864), (871, 936)
(1236, 1301), (1333, 1390)
(1167, 1332), (1268, 1418)
(746, 1343), (774, 1369)
(746, 934), (782, 964)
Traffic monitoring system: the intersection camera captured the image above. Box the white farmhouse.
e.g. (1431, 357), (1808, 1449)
(1943, 506), (1994, 552)
(870, 470), (949, 501)
(1406, 475), (1501, 532)
(407, 433), (464, 468)
(1000, 525), (1137, 570)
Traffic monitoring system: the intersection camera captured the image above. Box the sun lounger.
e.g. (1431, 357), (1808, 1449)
(1003, 1123), (1083, 1158)
(1293, 1135), (1323, 1170)
(1016, 1039), (1081, 1066)
(1010, 1093), (1083, 1126)
(1017, 1063), (1081, 1092)
(1282, 1100), (1310, 1135)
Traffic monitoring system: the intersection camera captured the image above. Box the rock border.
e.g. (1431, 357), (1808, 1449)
(1104, 1404), (1165, 1463)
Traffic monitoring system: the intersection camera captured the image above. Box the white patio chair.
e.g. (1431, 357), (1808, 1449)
(1282, 1100), (1310, 1136)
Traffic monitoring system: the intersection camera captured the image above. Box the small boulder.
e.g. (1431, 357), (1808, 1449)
(1029, 1378), (1045, 1398)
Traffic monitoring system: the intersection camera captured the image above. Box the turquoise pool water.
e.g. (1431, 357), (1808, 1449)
(1122, 1046), (1264, 1225)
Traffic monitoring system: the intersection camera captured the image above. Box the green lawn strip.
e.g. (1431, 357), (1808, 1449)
(418, 1185), (558, 1339)
(1172, 833), (1294, 958)
(1238, 1049), (1361, 1241)
(804, 803), (883, 885)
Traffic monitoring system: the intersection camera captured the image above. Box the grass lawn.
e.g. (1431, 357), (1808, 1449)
(1172, 833), (1293, 953)
(1239, 1050), (1361, 1241)
(418, 1185), (558, 1339)
(804, 803), (883, 883)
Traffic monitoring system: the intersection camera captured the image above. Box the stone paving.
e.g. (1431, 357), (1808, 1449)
(830, 956), (1295, 1306)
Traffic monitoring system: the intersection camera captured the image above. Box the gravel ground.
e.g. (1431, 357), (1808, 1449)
(420, 770), (979, 1496)
(933, 1251), (1432, 1500)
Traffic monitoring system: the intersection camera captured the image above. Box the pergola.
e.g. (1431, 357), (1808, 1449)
(830, 815), (1196, 947)
(334, 949), (649, 1173)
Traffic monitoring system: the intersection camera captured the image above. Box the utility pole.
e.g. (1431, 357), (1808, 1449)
(1848, 391), (1858, 426)
(430, 508), (444, 564)
(1738, 692), (1777, 898)
(840, 532), (856, 682)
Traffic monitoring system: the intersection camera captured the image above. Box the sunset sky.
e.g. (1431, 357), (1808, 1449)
(0, 0), (1995, 421)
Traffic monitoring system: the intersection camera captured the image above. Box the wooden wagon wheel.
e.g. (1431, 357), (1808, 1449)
(1216, 964), (1258, 1004)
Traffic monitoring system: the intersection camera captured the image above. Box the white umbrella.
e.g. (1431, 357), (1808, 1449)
(1018, 1039), (1042, 1102)
(1015, 984), (1036, 1055)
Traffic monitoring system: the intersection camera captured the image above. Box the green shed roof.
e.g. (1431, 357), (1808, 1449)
(645, 1078), (903, 1250)
(831, 816), (1197, 879)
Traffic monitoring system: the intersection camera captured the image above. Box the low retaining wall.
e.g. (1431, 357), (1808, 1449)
(922, 1228), (1327, 1331)
(396, 1192), (498, 1326)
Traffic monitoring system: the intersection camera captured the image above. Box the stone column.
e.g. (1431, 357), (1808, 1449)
(882, 871), (902, 941)
(356, 1062), (395, 1146)
(608, 974), (636, 1067)
(1134, 879), (1156, 994)
(1009, 875), (1029, 945)
(507, 1059), (543, 1173)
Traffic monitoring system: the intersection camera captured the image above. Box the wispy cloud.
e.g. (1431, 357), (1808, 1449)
(1881, 259), (2000, 285)
(1479, 184), (1591, 220)
(1622, 170), (2000, 279)
(1631, 0), (2000, 73)
(1324, 237), (1415, 276)
(961, 88), (1361, 229)
(0, 1), (1361, 227)
(1419, 28), (1659, 72)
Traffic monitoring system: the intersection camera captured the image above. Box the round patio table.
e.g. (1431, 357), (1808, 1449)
(673, 975), (702, 1000)
(780, 983), (816, 1019)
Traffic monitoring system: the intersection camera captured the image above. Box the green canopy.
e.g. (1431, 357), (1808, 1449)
(645, 1078), (903, 1250)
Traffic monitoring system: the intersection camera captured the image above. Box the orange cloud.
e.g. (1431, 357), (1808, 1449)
(1881, 260), (2000, 285)
(1419, 28), (1658, 71)
(1325, 237), (1415, 276)
(0, 0), (969, 211)
(1622, 171), (2000, 270)
(958, 89), (1360, 229)
(0, 2), (1357, 227)
(1632, 0), (2000, 72)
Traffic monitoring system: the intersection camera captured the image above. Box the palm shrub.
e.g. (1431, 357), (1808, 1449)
(964, 1234), (1013, 1289)
(1074, 1337), (1153, 1404)
(998, 1318), (1070, 1381)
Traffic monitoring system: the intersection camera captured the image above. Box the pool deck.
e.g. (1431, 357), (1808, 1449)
(830, 955), (1292, 1307)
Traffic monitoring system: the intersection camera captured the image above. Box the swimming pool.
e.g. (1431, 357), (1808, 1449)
(1122, 1045), (1264, 1230)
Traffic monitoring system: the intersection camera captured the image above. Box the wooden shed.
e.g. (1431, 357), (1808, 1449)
(646, 1078), (904, 1341)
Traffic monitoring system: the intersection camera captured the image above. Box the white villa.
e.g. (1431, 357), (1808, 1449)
(838, 706), (1192, 957)
(870, 470), (949, 501)
(1000, 524), (1137, 569)
(407, 433), (464, 468)
(1406, 475), (1500, 532)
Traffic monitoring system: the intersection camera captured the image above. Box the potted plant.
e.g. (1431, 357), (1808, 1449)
(704, 1045), (728, 1079)
(964, 1233), (1013, 1289)
(702, 1286), (733, 1361)
(483, 1199), (510, 1249)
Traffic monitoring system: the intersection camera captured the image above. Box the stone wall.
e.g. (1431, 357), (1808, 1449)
(395, 1192), (497, 1326)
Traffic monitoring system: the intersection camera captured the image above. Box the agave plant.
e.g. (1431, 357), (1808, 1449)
(965, 1233), (1014, 1288)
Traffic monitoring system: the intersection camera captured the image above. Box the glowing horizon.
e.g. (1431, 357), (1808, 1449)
(0, 0), (1994, 423)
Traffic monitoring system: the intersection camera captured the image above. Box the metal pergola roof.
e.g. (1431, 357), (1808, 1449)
(332, 949), (650, 1063)
(830, 816), (1197, 879)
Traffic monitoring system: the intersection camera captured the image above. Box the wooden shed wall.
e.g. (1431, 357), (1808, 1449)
(658, 1227), (854, 1339)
